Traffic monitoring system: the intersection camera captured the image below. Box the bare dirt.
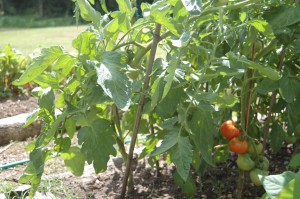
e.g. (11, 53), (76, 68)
(0, 96), (295, 199)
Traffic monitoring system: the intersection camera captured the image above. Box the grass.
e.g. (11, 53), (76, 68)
(0, 26), (88, 55)
(0, 15), (85, 28)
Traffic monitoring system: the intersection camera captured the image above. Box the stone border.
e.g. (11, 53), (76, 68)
(0, 113), (41, 146)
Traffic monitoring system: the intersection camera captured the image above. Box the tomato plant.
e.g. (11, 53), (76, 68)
(12, 0), (300, 198)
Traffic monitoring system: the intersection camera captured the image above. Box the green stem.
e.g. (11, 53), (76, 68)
(236, 169), (245, 199)
(120, 23), (162, 199)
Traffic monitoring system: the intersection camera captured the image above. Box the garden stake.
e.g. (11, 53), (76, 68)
(120, 23), (162, 199)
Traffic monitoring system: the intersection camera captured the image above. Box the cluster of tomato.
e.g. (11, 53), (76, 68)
(221, 120), (269, 186)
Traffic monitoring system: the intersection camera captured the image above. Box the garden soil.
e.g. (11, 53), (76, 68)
(0, 95), (294, 199)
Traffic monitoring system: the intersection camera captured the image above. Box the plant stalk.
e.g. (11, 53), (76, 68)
(120, 23), (162, 198)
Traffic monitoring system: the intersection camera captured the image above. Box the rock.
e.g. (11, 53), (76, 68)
(0, 113), (41, 146)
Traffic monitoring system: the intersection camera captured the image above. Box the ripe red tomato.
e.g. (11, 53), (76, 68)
(220, 120), (240, 140)
(229, 137), (249, 154)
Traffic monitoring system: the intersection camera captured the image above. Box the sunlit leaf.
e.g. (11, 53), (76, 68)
(61, 147), (86, 176)
(95, 51), (132, 110)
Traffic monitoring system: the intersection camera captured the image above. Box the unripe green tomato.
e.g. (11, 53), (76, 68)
(236, 153), (255, 171)
(248, 140), (263, 156)
(249, 168), (269, 186)
(257, 155), (269, 171)
(294, 124), (300, 137)
(285, 134), (297, 144)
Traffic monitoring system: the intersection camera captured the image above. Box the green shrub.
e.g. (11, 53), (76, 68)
(0, 44), (33, 99)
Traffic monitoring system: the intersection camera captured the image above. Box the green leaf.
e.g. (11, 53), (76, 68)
(78, 119), (116, 173)
(95, 51), (132, 110)
(150, 1), (180, 36)
(170, 136), (193, 181)
(279, 76), (300, 103)
(13, 46), (65, 85)
(227, 52), (281, 80)
(155, 85), (185, 118)
(214, 93), (239, 108)
(161, 56), (181, 101)
(65, 117), (76, 138)
(264, 5), (300, 33)
(151, 129), (179, 156)
(174, 171), (196, 198)
(255, 78), (279, 95)
(188, 109), (214, 165)
(181, 0), (202, 16)
(269, 122), (285, 153)
(72, 31), (97, 57)
(171, 31), (191, 47)
(61, 147), (86, 176)
(276, 172), (300, 199)
(38, 87), (55, 115)
(261, 171), (296, 199)
(116, 0), (132, 16)
(23, 108), (42, 128)
(77, 0), (102, 26)
(250, 19), (274, 38)
(288, 154), (300, 168)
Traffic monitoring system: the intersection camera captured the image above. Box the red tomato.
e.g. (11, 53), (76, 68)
(229, 137), (249, 154)
(220, 120), (240, 140)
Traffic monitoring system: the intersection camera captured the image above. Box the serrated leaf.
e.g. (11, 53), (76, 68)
(261, 171), (296, 199)
(13, 46), (65, 86)
(61, 147), (85, 176)
(188, 109), (214, 165)
(170, 136), (193, 181)
(95, 51), (132, 110)
(78, 119), (116, 173)
(151, 129), (178, 156)
(181, 0), (202, 15)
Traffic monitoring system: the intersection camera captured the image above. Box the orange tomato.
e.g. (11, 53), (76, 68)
(220, 120), (240, 140)
(229, 137), (248, 154)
